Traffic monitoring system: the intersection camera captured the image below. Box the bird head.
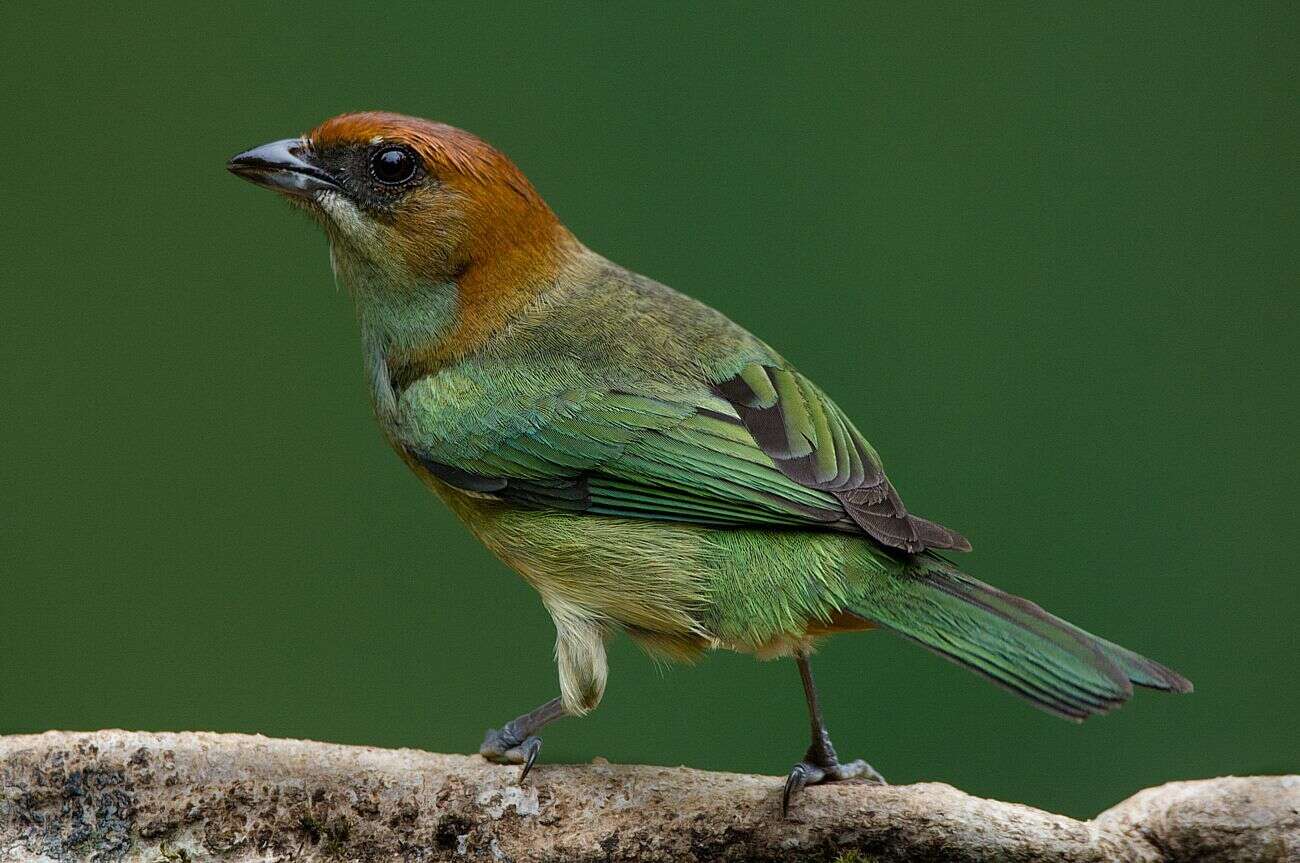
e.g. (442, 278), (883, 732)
(227, 111), (574, 289)
(228, 112), (582, 367)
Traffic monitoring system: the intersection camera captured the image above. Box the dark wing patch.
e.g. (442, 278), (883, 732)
(412, 452), (591, 511)
(715, 363), (970, 554)
(409, 444), (834, 528)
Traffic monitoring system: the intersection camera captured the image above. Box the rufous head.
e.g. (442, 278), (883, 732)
(227, 111), (572, 285)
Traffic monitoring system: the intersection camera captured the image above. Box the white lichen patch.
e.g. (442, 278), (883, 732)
(475, 784), (540, 819)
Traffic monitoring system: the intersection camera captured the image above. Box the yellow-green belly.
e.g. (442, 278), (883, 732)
(434, 479), (887, 658)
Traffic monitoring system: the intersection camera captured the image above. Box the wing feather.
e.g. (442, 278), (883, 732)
(713, 363), (970, 553)
(405, 363), (967, 553)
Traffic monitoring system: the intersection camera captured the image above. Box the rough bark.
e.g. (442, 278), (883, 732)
(0, 731), (1294, 862)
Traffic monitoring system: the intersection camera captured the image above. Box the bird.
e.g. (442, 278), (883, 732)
(227, 111), (1191, 815)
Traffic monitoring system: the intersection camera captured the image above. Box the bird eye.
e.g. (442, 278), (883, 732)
(370, 146), (418, 185)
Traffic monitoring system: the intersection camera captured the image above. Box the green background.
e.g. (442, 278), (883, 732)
(2, 2), (1295, 818)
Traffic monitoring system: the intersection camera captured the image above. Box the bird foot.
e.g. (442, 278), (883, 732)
(479, 727), (543, 783)
(782, 757), (886, 817)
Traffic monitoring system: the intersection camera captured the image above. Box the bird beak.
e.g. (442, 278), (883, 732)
(227, 138), (340, 198)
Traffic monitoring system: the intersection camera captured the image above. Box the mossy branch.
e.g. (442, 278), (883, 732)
(1, 731), (1295, 862)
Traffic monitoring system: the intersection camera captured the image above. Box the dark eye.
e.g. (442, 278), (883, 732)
(370, 146), (418, 185)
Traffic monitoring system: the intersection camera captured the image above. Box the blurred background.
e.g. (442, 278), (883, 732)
(1, 2), (1295, 819)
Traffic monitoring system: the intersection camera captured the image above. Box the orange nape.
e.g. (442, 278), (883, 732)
(309, 111), (581, 371)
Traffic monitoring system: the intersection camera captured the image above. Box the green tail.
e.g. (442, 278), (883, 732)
(852, 554), (1192, 720)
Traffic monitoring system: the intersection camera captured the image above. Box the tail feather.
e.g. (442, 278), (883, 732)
(1091, 633), (1194, 694)
(851, 554), (1191, 721)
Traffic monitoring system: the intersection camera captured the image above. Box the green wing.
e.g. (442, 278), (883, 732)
(714, 363), (970, 552)
(403, 363), (968, 553)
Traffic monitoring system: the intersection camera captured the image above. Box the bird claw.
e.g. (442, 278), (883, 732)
(479, 727), (543, 783)
(782, 762), (823, 816)
(518, 736), (542, 784)
(782, 757), (886, 817)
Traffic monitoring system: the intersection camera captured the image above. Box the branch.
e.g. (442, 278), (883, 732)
(1, 731), (1294, 862)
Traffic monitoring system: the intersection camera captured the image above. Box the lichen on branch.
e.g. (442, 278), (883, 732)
(1, 731), (1295, 862)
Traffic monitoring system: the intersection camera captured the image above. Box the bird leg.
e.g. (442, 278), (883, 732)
(479, 697), (567, 783)
(782, 650), (886, 817)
